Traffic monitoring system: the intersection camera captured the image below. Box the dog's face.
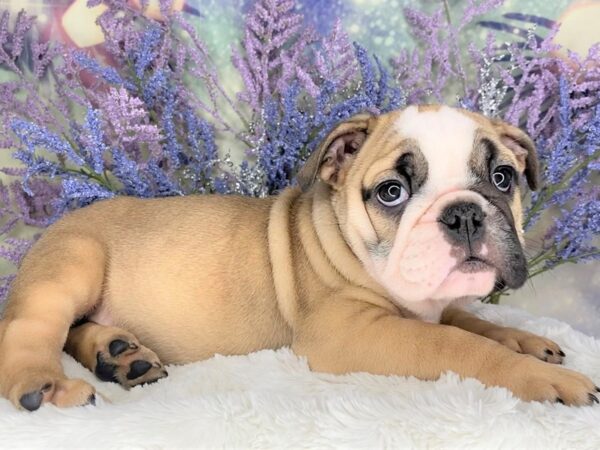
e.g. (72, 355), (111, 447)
(299, 105), (539, 319)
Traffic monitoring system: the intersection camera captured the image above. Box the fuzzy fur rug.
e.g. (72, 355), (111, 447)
(1, 302), (600, 449)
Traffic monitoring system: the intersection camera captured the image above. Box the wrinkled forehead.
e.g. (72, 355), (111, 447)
(394, 105), (478, 191)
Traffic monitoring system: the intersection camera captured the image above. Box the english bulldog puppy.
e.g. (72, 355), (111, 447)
(0, 105), (598, 411)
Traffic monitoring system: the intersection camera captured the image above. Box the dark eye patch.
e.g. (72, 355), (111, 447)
(484, 139), (497, 178)
(396, 153), (414, 183)
(361, 140), (427, 205)
(470, 180), (516, 228)
(470, 137), (498, 181)
(395, 145), (428, 193)
(470, 134), (519, 200)
(362, 187), (371, 202)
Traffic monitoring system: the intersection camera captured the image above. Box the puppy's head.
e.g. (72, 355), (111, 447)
(298, 105), (538, 314)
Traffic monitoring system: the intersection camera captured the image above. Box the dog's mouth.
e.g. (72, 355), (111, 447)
(456, 256), (494, 274)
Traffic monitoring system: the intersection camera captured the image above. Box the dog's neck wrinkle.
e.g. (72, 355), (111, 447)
(268, 187), (302, 329)
(268, 185), (403, 326)
(309, 185), (434, 321)
(308, 184), (394, 304)
(296, 192), (345, 290)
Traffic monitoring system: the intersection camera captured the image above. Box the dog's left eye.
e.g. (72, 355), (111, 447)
(376, 181), (409, 207)
(492, 166), (514, 192)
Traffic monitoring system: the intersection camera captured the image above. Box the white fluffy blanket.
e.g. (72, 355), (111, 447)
(2, 302), (600, 449)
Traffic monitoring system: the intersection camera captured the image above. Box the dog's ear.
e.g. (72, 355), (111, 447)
(493, 121), (540, 191)
(297, 114), (374, 191)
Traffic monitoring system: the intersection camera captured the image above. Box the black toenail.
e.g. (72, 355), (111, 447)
(556, 397), (564, 404)
(558, 350), (566, 357)
(19, 390), (43, 411)
(87, 394), (96, 406)
(41, 382), (52, 392)
(589, 393), (599, 404)
(109, 339), (130, 357)
(126, 360), (152, 380)
(595, 386), (600, 392)
(545, 349), (553, 356)
(95, 352), (119, 383)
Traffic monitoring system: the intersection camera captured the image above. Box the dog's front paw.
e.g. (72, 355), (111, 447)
(483, 327), (565, 364)
(506, 356), (599, 406)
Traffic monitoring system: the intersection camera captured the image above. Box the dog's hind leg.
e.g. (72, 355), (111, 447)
(0, 233), (104, 411)
(65, 322), (168, 388)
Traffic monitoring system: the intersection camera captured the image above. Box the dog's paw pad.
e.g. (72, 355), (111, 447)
(108, 339), (137, 357)
(18, 381), (53, 411)
(95, 352), (119, 383)
(126, 360), (153, 380)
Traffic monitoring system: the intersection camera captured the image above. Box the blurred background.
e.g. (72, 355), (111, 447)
(0, 0), (598, 335)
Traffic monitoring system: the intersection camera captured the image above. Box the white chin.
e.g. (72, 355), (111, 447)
(431, 267), (497, 300)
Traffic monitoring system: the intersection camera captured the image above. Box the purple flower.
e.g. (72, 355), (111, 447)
(10, 179), (62, 227)
(73, 51), (125, 85)
(110, 147), (151, 197)
(232, 0), (318, 115)
(99, 87), (162, 157)
(78, 109), (109, 174)
(142, 69), (168, 107)
(314, 19), (358, 90)
(0, 10), (35, 74)
(0, 275), (16, 302)
(393, 0), (502, 103)
(182, 110), (219, 193)
(550, 193), (600, 264)
(61, 176), (114, 208)
(134, 25), (163, 78)
(161, 87), (184, 170)
(0, 238), (34, 266)
(145, 161), (183, 196)
(542, 78), (576, 185)
(11, 119), (85, 167)
(0, 181), (19, 235)
(258, 83), (309, 192)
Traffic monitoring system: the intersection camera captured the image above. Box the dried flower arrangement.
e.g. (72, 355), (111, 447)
(0, 0), (597, 303)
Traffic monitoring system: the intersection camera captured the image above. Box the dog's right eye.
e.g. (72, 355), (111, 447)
(492, 165), (514, 192)
(376, 181), (409, 207)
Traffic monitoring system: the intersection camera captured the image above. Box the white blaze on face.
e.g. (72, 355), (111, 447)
(366, 106), (497, 322)
(397, 106), (478, 192)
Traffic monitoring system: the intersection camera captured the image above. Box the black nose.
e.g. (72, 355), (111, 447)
(439, 202), (485, 245)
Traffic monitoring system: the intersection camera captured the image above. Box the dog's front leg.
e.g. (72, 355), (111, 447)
(441, 306), (565, 364)
(293, 298), (598, 406)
